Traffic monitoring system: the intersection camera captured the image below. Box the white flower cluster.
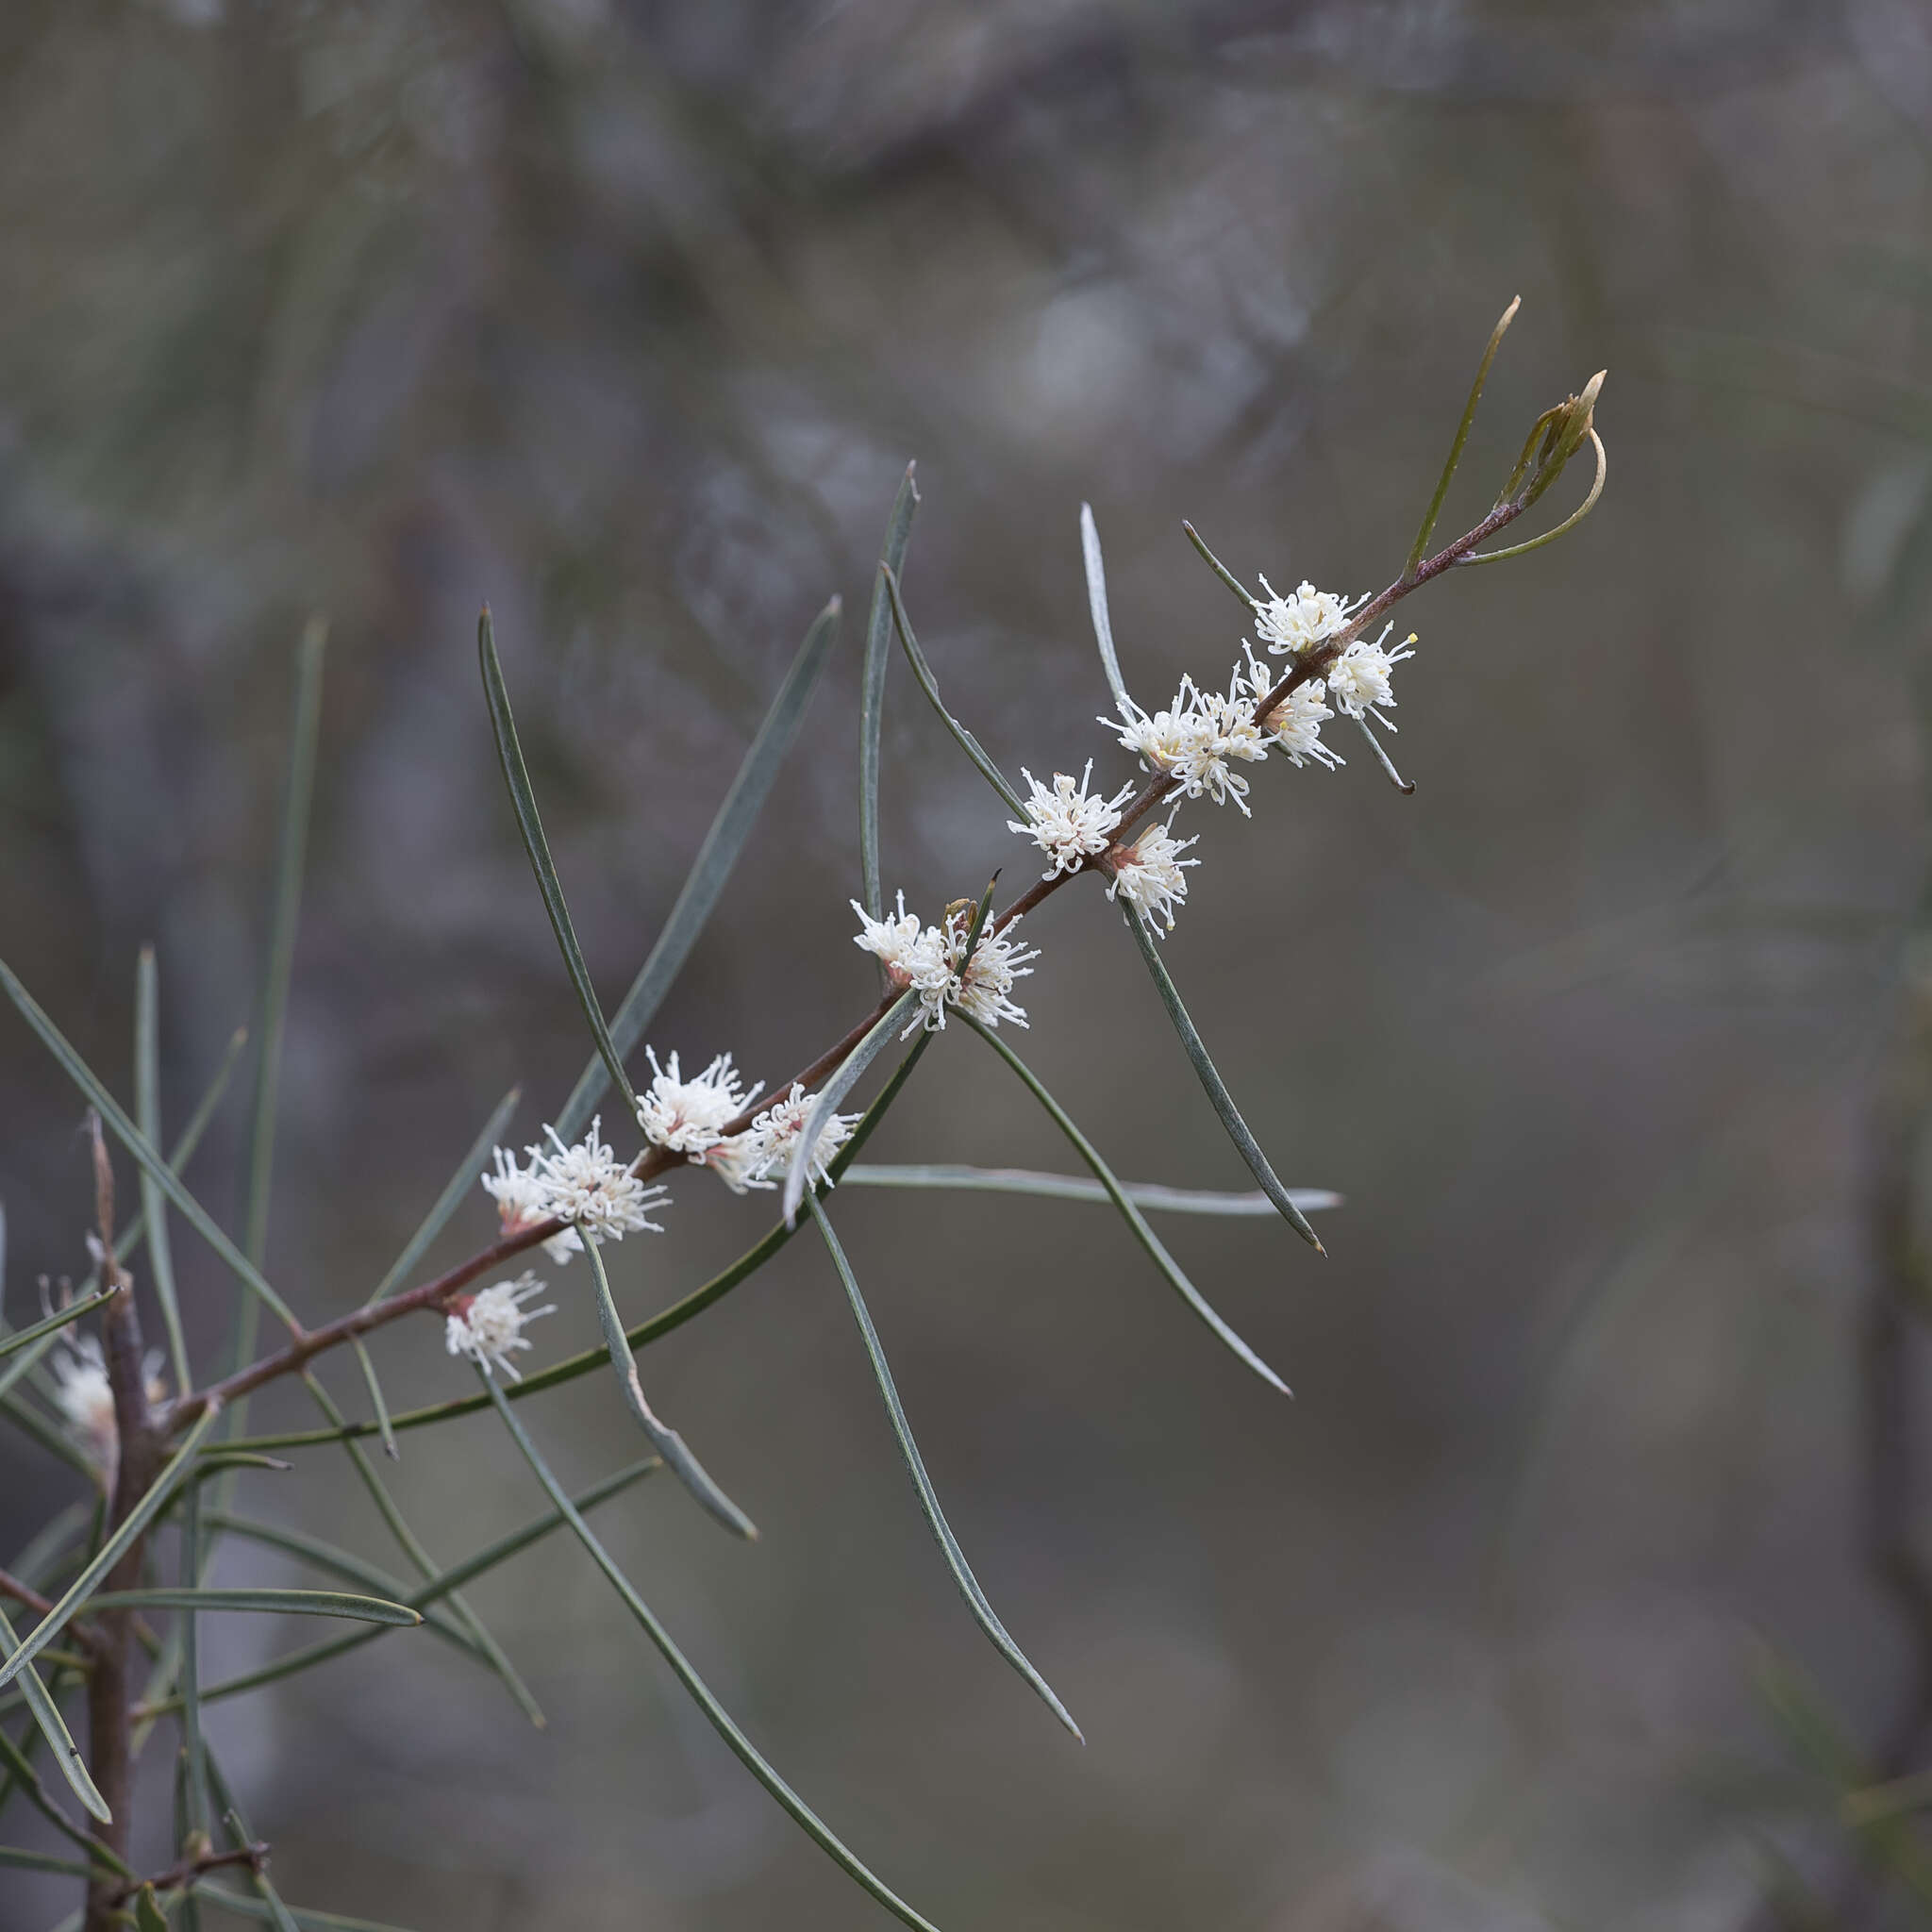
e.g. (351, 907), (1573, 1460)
(50, 1331), (166, 1477)
(852, 893), (1039, 1036)
(1253, 575), (1368, 657)
(1007, 762), (1135, 879)
(482, 1115), (669, 1262)
(446, 1272), (555, 1380)
(707, 1083), (862, 1195)
(638, 1049), (759, 1158)
(1104, 815), (1198, 932)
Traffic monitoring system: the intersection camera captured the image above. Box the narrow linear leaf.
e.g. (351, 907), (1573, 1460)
(0, 1404), (220, 1692)
(1180, 521), (1257, 610)
(1407, 295), (1520, 578)
(1353, 714), (1415, 793)
(136, 1884), (170, 1932)
(0, 1845), (109, 1878)
(178, 1480), (210, 1841)
(224, 1035), (938, 1453)
(962, 1016), (1291, 1395)
(135, 948), (192, 1391)
(841, 1164), (1343, 1217)
(1119, 907), (1322, 1251)
(178, 1453), (292, 1484)
(242, 618), (325, 1274)
(808, 1193), (1081, 1740)
(558, 597), (843, 1141)
(484, 1375), (944, 1932)
(0, 1601), (109, 1823)
(86, 1589), (421, 1627)
(0, 958), (302, 1333)
(70, 1023), (251, 1307)
(880, 565), (1024, 815)
(861, 466), (921, 932)
(191, 1887), (424, 1932)
(783, 990), (919, 1227)
(147, 1461), (661, 1717)
(478, 608), (639, 1119)
(196, 1514), (475, 1655)
(582, 1229), (757, 1541)
(1079, 503), (1132, 714)
(0, 1711), (134, 1873)
(301, 1374), (543, 1729)
(364, 1086), (521, 1307)
(0, 1292), (113, 1365)
(348, 1338), (397, 1459)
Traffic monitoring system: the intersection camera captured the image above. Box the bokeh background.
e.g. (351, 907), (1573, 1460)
(6, 2), (1932, 1926)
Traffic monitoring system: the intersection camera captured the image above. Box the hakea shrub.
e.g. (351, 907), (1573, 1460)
(0, 301), (1603, 1931)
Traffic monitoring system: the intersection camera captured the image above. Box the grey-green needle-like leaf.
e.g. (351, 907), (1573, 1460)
(0, 1600), (111, 1823)
(582, 1229), (757, 1541)
(808, 1192), (1081, 1741)
(478, 608), (639, 1119)
(963, 1016), (1291, 1395)
(0, 959), (302, 1333)
(0, 1404), (221, 1692)
(880, 564), (1025, 815)
(861, 466), (921, 932)
(485, 1375), (945, 1932)
(0, 1292), (113, 1365)
(1080, 503), (1132, 714)
(555, 596), (843, 1141)
(1118, 905), (1323, 1251)
(841, 1164), (1342, 1217)
(83, 1589), (422, 1626)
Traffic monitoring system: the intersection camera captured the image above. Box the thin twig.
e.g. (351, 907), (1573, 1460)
(110, 1840), (268, 1904)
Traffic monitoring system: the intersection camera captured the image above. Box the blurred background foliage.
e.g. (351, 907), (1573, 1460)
(5, 0), (1932, 1925)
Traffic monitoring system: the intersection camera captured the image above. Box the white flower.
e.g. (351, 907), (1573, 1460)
(1103, 674), (1268, 816)
(853, 896), (1040, 1036)
(1236, 643), (1342, 771)
(482, 1145), (584, 1265)
(1324, 625), (1417, 730)
(851, 892), (952, 996)
(637, 1049), (760, 1158)
(1253, 575), (1366, 657)
(939, 903), (1038, 1033)
(708, 1083), (861, 1194)
(536, 1117), (671, 1241)
(446, 1272), (555, 1380)
(1105, 815), (1199, 932)
(49, 1332), (166, 1475)
(1007, 762), (1135, 879)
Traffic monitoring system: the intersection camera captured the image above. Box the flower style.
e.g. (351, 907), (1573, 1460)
(1105, 815), (1200, 932)
(1007, 762), (1135, 879)
(50, 1331), (166, 1476)
(638, 1049), (761, 1158)
(445, 1272), (555, 1380)
(537, 1117), (672, 1241)
(1252, 575), (1367, 657)
(1324, 625), (1417, 730)
(1235, 642), (1342, 771)
(482, 1144), (584, 1264)
(708, 1083), (862, 1194)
